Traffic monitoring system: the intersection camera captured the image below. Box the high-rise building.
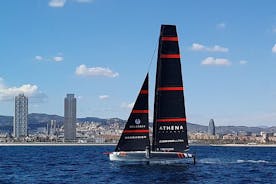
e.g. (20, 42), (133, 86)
(47, 120), (57, 136)
(50, 120), (57, 135)
(208, 119), (215, 135)
(13, 94), (28, 138)
(64, 94), (76, 141)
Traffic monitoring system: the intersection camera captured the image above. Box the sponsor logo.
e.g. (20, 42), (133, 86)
(159, 148), (174, 151)
(159, 125), (184, 131)
(135, 119), (141, 125)
(129, 124), (146, 128)
(159, 139), (184, 143)
(125, 136), (147, 139)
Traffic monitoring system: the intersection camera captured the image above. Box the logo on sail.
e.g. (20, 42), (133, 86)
(159, 125), (184, 131)
(135, 119), (141, 125)
(129, 118), (145, 128)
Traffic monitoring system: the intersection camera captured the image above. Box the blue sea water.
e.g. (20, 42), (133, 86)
(0, 145), (275, 184)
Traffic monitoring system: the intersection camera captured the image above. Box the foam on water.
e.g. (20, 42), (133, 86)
(198, 158), (271, 164)
(197, 158), (223, 164)
(236, 159), (269, 163)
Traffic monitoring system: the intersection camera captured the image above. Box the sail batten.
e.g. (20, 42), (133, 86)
(160, 54), (181, 59)
(123, 129), (149, 133)
(161, 37), (179, 41)
(158, 87), (184, 91)
(131, 110), (149, 114)
(156, 118), (187, 123)
(152, 25), (189, 152)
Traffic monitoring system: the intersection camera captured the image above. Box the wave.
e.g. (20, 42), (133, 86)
(236, 160), (269, 164)
(197, 158), (223, 164)
(198, 158), (272, 164)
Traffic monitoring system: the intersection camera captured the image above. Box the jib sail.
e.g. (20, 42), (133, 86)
(115, 74), (150, 151)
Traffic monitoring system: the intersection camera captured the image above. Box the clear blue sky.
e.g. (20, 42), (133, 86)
(1, 0), (276, 127)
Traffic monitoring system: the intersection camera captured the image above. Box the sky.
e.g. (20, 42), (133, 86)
(1, 0), (276, 127)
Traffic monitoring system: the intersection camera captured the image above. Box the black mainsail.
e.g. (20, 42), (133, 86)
(152, 25), (189, 152)
(115, 74), (150, 151)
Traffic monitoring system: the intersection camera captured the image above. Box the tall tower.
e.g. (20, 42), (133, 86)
(64, 94), (76, 142)
(208, 119), (215, 135)
(13, 94), (28, 138)
(50, 120), (57, 135)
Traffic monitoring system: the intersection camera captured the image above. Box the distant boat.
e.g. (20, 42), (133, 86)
(109, 25), (195, 164)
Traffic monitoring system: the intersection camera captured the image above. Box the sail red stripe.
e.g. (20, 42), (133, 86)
(140, 90), (148, 94)
(158, 87), (184, 91)
(132, 110), (149, 114)
(123, 129), (149, 133)
(160, 54), (181, 59)
(161, 37), (178, 41)
(156, 118), (186, 123)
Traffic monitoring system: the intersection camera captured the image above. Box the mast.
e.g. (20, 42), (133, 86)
(152, 25), (188, 152)
(115, 74), (150, 151)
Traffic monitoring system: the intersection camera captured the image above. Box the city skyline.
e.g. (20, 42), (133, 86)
(1, 1), (276, 127)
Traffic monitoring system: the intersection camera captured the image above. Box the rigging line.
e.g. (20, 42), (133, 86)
(152, 26), (164, 151)
(147, 38), (158, 73)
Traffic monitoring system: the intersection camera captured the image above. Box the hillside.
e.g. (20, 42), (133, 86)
(0, 113), (275, 134)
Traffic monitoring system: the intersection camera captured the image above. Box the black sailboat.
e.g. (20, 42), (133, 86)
(109, 25), (194, 163)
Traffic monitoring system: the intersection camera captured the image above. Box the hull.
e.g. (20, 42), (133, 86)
(109, 151), (195, 164)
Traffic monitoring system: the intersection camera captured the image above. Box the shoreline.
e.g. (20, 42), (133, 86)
(0, 143), (116, 146)
(0, 143), (275, 147)
(210, 144), (276, 147)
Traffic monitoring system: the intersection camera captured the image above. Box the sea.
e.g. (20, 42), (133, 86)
(0, 145), (275, 184)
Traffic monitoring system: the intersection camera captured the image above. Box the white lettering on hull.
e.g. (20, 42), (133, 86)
(160, 148), (174, 151)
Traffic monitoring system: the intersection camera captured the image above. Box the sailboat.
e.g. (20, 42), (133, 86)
(109, 25), (195, 163)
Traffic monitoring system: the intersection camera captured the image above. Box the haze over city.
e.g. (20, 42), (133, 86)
(1, 0), (276, 127)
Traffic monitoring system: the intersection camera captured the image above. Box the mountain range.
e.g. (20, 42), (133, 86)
(0, 113), (275, 134)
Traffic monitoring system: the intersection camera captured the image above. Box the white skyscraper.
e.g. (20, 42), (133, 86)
(49, 120), (57, 136)
(13, 94), (28, 138)
(64, 94), (76, 141)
